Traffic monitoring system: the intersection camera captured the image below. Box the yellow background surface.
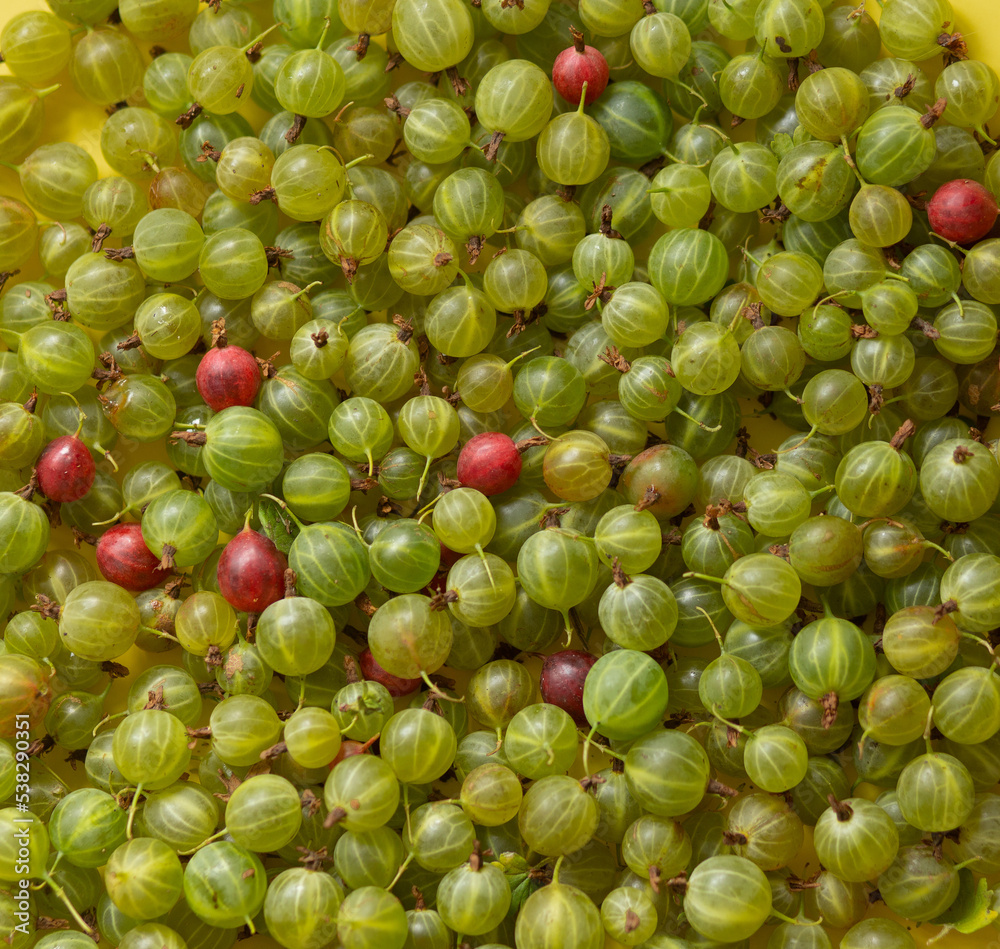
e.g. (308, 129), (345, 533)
(1, 0), (1000, 948)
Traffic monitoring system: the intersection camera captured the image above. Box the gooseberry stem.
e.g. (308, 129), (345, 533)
(41, 871), (96, 935)
(126, 782), (143, 839)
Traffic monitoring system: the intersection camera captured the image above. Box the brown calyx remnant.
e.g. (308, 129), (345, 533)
(393, 315), (414, 343)
(921, 97), (948, 129)
(26, 736), (55, 758)
(207, 317), (228, 349)
(105, 245), (135, 261)
(323, 806), (348, 828)
(414, 366), (431, 396)
(307, 327), (329, 349)
(910, 315), (940, 339)
(264, 246), (293, 268)
(349, 33), (369, 59)
(71, 528), (98, 548)
(436, 472), (462, 491)
(953, 445), (974, 463)
(384, 95), (411, 119)
(584, 271), (614, 310)
(759, 202), (792, 225)
(703, 504), (725, 531)
(481, 130), (505, 162)
(116, 333), (142, 351)
(284, 568), (298, 599)
(196, 141), (221, 163)
(850, 323), (879, 339)
(469, 839), (490, 871)
(284, 114), (308, 144)
(516, 435), (549, 453)
(170, 430), (208, 447)
(890, 419), (917, 450)
(611, 558), (630, 589)
(205, 645), (224, 668)
(735, 428), (775, 470)
(742, 302), (766, 330)
(828, 794), (854, 821)
(786, 57), (801, 92)
(144, 684), (168, 711)
(164, 576), (187, 599)
(175, 103), (203, 129)
(31, 594), (61, 621)
(868, 383), (884, 415)
(0, 270), (20, 294)
(821, 691), (840, 729)
(13, 472), (38, 502)
(429, 590), (460, 612)
(354, 591), (377, 617)
(90, 223), (112, 252)
(505, 302), (547, 338)
(158, 544), (178, 572)
(465, 235), (484, 265)
(539, 507), (568, 529)
(249, 187), (277, 205)
(726, 725), (741, 748)
(599, 345), (632, 372)
(349, 477), (378, 492)
(937, 29), (968, 64)
(723, 831), (749, 846)
(569, 24), (586, 53)
(259, 741), (287, 761)
(706, 778), (738, 798)
(446, 67), (470, 97)
(634, 485), (661, 512)
(893, 74), (917, 102)
(296, 846), (332, 871)
(45, 287), (69, 320)
(730, 114), (746, 129)
(769, 543), (790, 561)
(101, 660), (130, 680)
(788, 873), (821, 891)
(598, 204), (621, 240)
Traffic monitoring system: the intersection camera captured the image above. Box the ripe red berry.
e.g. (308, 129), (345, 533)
(552, 26), (609, 106)
(216, 526), (287, 614)
(927, 178), (999, 244)
(96, 522), (171, 592)
(456, 432), (522, 496)
(35, 434), (96, 503)
(540, 649), (598, 726)
(195, 338), (261, 412)
(359, 647), (421, 697)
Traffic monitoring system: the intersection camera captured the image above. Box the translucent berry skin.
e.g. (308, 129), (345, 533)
(456, 432), (522, 496)
(96, 522), (171, 592)
(540, 649), (598, 726)
(216, 528), (287, 614)
(552, 43), (609, 106)
(927, 179), (999, 243)
(195, 345), (261, 412)
(35, 434), (95, 502)
(359, 647), (421, 697)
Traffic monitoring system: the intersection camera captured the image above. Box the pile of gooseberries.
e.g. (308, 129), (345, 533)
(2, 0), (1000, 947)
